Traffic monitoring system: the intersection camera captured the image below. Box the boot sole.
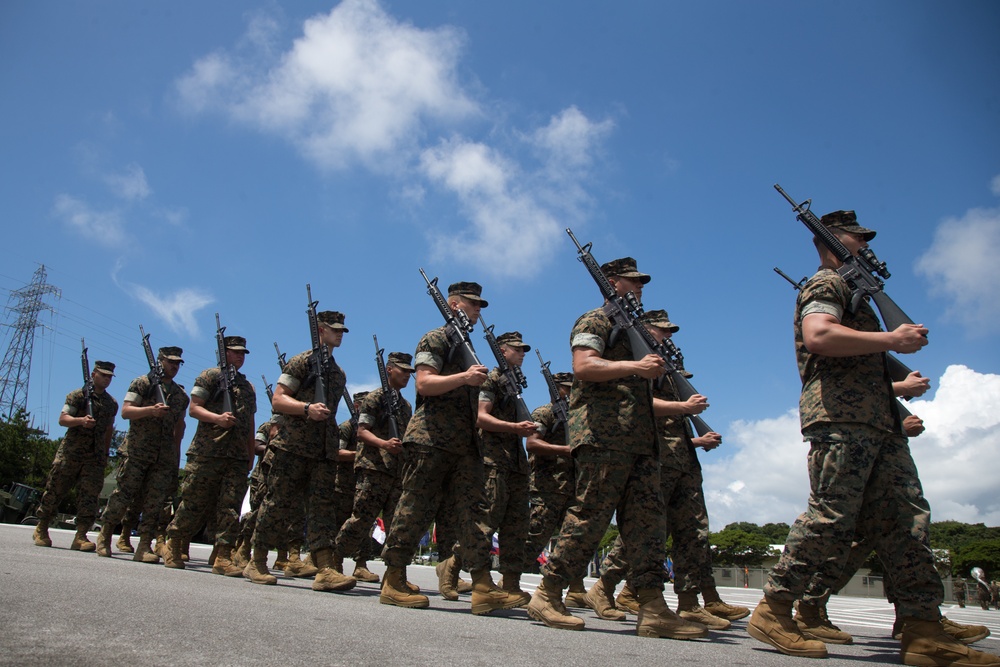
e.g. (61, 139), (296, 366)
(636, 627), (710, 639)
(680, 613), (731, 631)
(471, 598), (529, 615)
(380, 595), (430, 609)
(526, 606), (585, 630)
(800, 629), (853, 645)
(312, 582), (357, 592)
(747, 622), (828, 658)
(901, 652), (1000, 667)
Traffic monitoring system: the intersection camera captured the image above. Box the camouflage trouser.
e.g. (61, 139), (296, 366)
(333, 488), (372, 561)
(335, 469), (401, 561)
(237, 455), (273, 546)
(484, 466), (529, 575)
(101, 450), (178, 536)
(382, 444), (493, 572)
(765, 425), (943, 620)
(36, 448), (105, 528)
(543, 446), (665, 591)
(252, 449), (340, 553)
(600, 461), (715, 595)
(523, 491), (573, 572)
(434, 495), (460, 563)
(167, 456), (247, 546)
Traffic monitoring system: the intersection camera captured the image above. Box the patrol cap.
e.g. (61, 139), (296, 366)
(552, 372), (574, 386)
(93, 360), (116, 376)
(496, 331), (531, 352)
(640, 309), (679, 333)
(224, 336), (250, 353)
(158, 346), (184, 362)
(447, 281), (489, 308)
(820, 210), (876, 241)
(353, 391), (369, 403)
(600, 257), (651, 284)
(318, 311), (349, 333)
(387, 352), (415, 373)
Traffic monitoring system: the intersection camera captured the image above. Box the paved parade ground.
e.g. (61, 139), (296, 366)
(2, 524), (997, 667)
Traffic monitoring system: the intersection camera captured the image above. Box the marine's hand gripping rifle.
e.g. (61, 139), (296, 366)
(81, 338), (94, 419)
(305, 284), (330, 408)
(566, 228), (715, 437)
(214, 312), (235, 416)
(479, 314), (533, 423)
(139, 324), (168, 406)
(419, 268), (483, 372)
(535, 349), (569, 444)
(373, 334), (402, 440)
(774, 184), (917, 334)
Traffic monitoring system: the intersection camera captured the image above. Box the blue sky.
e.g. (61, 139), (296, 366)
(2, 0), (998, 528)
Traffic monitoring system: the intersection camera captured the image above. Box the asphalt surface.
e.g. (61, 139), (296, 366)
(2, 523), (998, 666)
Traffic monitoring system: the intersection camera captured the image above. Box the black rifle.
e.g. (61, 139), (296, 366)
(566, 228), (715, 437)
(418, 268), (483, 371)
(773, 266), (918, 420)
(305, 284), (329, 407)
(479, 313), (533, 423)
(261, 374), (274, 404)
(373, 334), (401, 440)
(80, 338), (94, 419)
(774, 184), (918, 334)
(139, 325), (168, 406)
(342, 388), (358, 428)
(535, 349), (569, 444)
(214, 312), (235, 415)
(274, 342), (288, 373)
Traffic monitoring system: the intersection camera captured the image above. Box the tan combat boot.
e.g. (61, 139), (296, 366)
(152, 533), (167, 558)
(677, 591), (731, 631)
(564, 578), (591, 609)
(163, 536), (185, 569)
(747, 596), (827, 658)
(231, 540), (251, 570)
(71, 528), (96, 552)
(470, 568), (529, 615)
(586, 576), (626, 621)
(794, 600), (853, 644)
(900, 617), (1000, 667)
(616, 582), (640, 615)
(401, 566), (421, 594)
(941, 616), (991, 645)
(212, 544), (244, 577)
(436, 556), (460, 601)
(272, 548), (289, 571)
(635, 588), (709, 639)
(353, 560), (381, 583)
(243, 548), (277, 585)
(380, 566), (430, 608)
(96, 523), (114, 558)
(456, 576), (473, 594)
(311, 548), (357, 592)
(180, 538), (190, 562)
(32, 521), (52, 547)
(116, 528), (134, 553)
(498, 572), (532, 607)
(133, 534), (160, 564)
(702, 587), (751, 621)
(526, 577), (585, 630)
(331, 554), (345, 574)
(284, 552), (319, 578)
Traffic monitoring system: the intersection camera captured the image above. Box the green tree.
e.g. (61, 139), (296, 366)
(0, 410), (59, 489)
(952, 539), (1000, 578)
(710, 529), (778, 567)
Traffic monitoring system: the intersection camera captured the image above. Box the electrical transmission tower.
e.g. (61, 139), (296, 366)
(0, 265), (61, 421)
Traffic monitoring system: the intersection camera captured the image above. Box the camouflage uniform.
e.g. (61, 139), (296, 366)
(252, 348), (346, 553)
(167, 365), (255, 546)
(101, 373), (189, 536)
(480, 367), (530, 577)
(381, 325), (494, 572)
(541, 307), (664, 591)
(335, 387), (411, 561)
(36, 386), (119, 528)
(237, 420), (278, 547)
(764, 268), (943, 621)
(523, 401), (575, 571)
(334, 417), (371, 562)
(600, 375), (718, 597)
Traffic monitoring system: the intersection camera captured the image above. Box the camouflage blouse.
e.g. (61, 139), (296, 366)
(403, 326), (481, 455)
(122, 374), (189, 466)
(528, 402), (574, 496)
(336, 418), (358, 494)
(60, 387), (119, 460)
(356, 387), (412, 477)
(566, 307), (659, 456)
(187, 366), (256, 460)
(479, 367), (529, 474)
(795, 269), (897, 433)
(270, 349), (346, 460)
(652, 376), (699, 472)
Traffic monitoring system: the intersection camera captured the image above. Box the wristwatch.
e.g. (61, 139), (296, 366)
(303, 402), (311, 417)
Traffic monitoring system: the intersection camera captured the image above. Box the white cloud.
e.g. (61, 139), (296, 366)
(990, 174), (1000, 197)
(52, 194), (127, 247)
(703, 364), (1000, 530)
(915, 204), (1000, 335)
(126, 284), (214, 338)
(103, 163), (151, 201)
(175, 0), (477, 170)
